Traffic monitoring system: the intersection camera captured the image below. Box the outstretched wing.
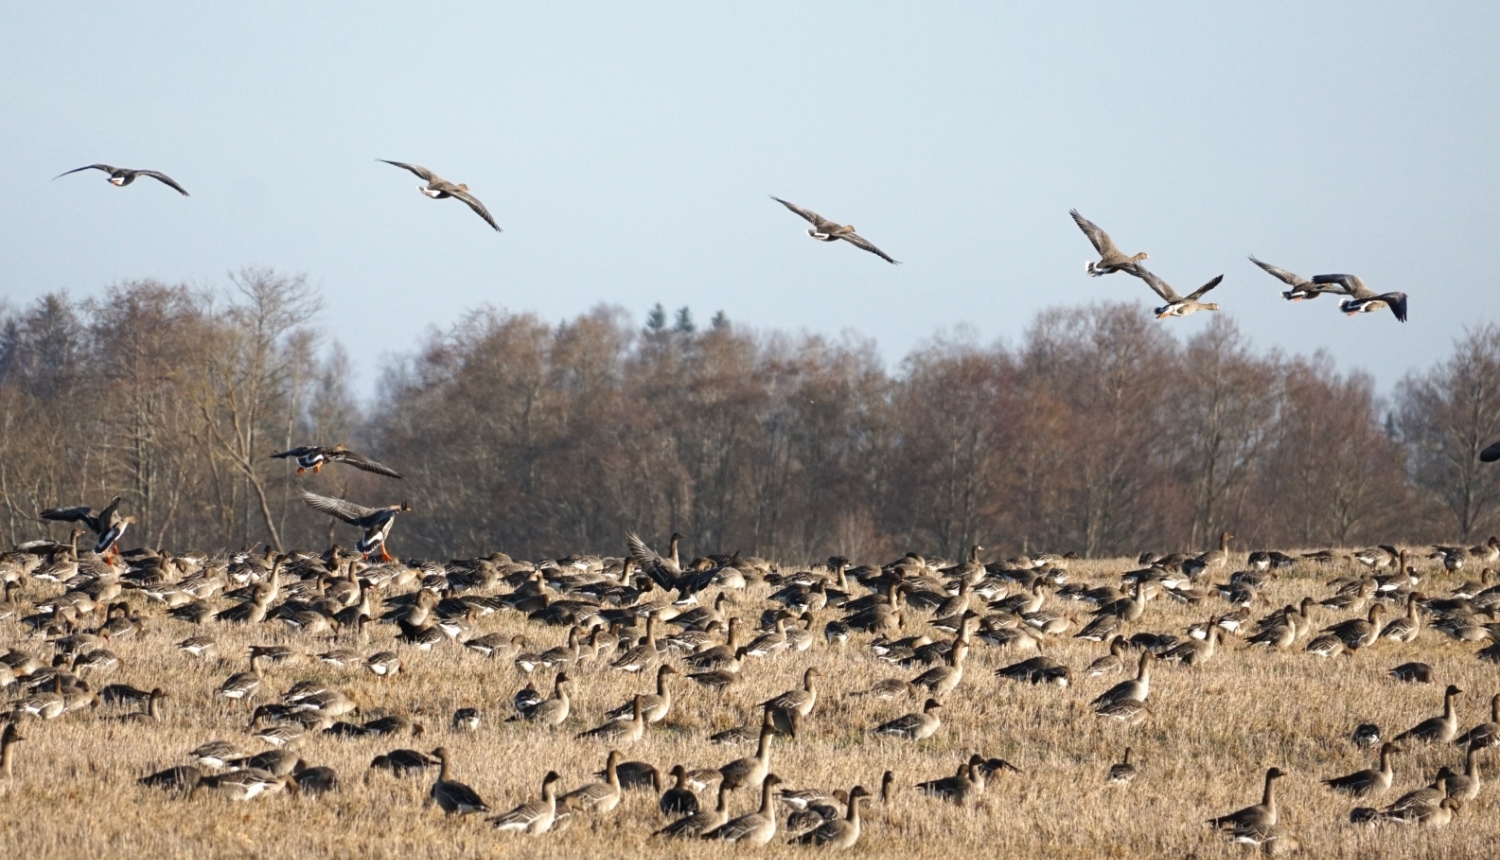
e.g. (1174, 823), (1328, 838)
(450, 188), (501, 232)
(1383, 292), (1409, 323)
(1481, 440), (1500, 463)
(138, 170), (190, 196)
(300, 491), (378, 525)
(53, 164), (115, 180)
(627, 533), (678, 591)
(95, 496), (123, 529)
(1312, 274), (1374, 299)
(270, 446), (319, 460)
(328, 448), (404, 479)
(1130, 266), (1183, 303)
(838, 231), (901, 264)
(39, 504), (101, 533)
(770, 196), (834, 231)
(1185, 275), (1225, 302)
(378, 160), (436, 182)
(1248, 256), (1305, 287)
(1070, 209), (1121, 257)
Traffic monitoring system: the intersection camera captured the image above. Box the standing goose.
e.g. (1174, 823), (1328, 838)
(659, 765), (700, 817)
(720, 716), (776, 790)
(561, 750), (624, 814)
(378, 160), (500, 231)
(1248, 256), (1349, 301)
(1323, 743), (1400, 799)
(790, 784), (869, 848)
(429, 747), (490, 815)
(217, 653), (265, 705)
(491, 771), (563, 834)
(873, 698), (943, 741)
(656, 781), (730, 838)
(271, 444), (403, 478)
(1311, 273), (1409, 322)
(1454, 693), (1500, 749)
(514, 673), (571, 727)
(54, 163), (190, 195)
(1208, 767), (1285, 830)
(703, 773), (784, 845)
(770, 196), (900, 264)
(1093, 650), (1154, 710)
(918, 754), (987, 803)
(1394, 685), (1464, 744)
(605, 665), (676, 723)
(576, 694), (647, 746)
(299, 491), (411, 561)
(1443, 743), (1484, 801)
(1132, 266), (1225, 319)
(911, 638), (968, 696)
(1070, 209), (1148, 276)
(761, 667), (820, 719)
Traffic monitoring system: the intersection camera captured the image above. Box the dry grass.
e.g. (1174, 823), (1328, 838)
(2, 554), (1497, 858)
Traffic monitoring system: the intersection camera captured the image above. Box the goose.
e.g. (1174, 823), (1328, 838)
(294, 766), (339, 796)
(910, 640), (968, 695)
(561, 750), (624, 814)
(378, 160), (500, 231)
(1483, 440), (1500, 463)
(660, 765), (700, 817)
(1132, 266), (1224, 319)
(1390, 662), (1433, 683)
(1070, 209), (1147, 276)
(1323, 742), (1399, 799)
(491, 771), (563, 834)
(1108, 747), (1138, 786)
(195, 769), (295, 801)
(576, 694), (647, 746)
(761, 667), (820, 718)
(1092, 650), (1153, 709)
(1247, 255), (1350, 301)
(720, 716), (776, 790)
(1311, 273), (1408, 322)
(54, 163), (190, 195)
(429, 747), (490, 815)
(270, 444), (403, 478)
(1381, 592), (1424, 642)
(511, 672), (571, 726)
(38, 496), (135, 561)
(873, 698), (942, 741)
(190, 740), (247, 771)
(370, 748), (440, 777)
(658, 781), (731, 837)
(1088, 636), (1129, 676)
(1352, 723), (1382, 749)
(299, 491), (411, 561)
(606, 664), (676, 723)
(1161, 626), (1222, 666)
(1324, 604), (1387, 651)
(0, 723), (23, 779)
(217, 653), (265, 704)
(138, 764), (201, 792)
(790, 784), (869, 848)
(1454, 693), (1500, 749)
(120, 687), (169, 723)
(610, 614), (661, 672)
(1208, 767), (1285, 830)
(703, 773), (784, 845)
(918, 754), (987, 803)
(771, 196), (900, 264)
(1394, 685), (1463, 743)
(452, 708), (481, 732)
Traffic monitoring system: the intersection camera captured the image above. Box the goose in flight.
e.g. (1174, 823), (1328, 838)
(1070, 210), (1147, 276)
(299, 491), (411, 561)
(1482, 440), (1500, 463)
(378, 160), (500, 231)
(271, 444), (403, 479)
(1132, 266), (1224, 319)
(1311, 274), (1408, 322)
(39, 496), (135, 560)
(770, 196), (899, 264)
(1247, 256), (1350, 301)
(54, 164), (190, 196)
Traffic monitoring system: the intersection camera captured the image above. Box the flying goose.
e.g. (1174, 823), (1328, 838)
(1482, 440), (1500, 463)
(299, 491), (411, 561)
(702, 773), (784, 845)
(1131, 266), (1225, 319)
(429, 747), (490, 815)
(1323, 742), (1400, 799)
(789, 784), (869, 848)
(54, 164), (190, 195)
(491, 771), (563, 834)
(271, 444), (403, 478)
(39, 496), (135, 561)
(1208, 767), (1285, 830)
(378, 160), (500, 231)
(1310, 273), (1408, 322)
(771, 196), (900, 264)
(1070, 210), (1147, 276)
(1394, 685), (1464, 744)
(1247, 256), (1350, 301)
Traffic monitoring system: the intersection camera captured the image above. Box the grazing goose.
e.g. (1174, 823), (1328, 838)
(1207, 767), (1285, 830)
(1108, 747), (1138, 786)
(1394, 685), (1464, 744)
(137, 764), (201, 792)
(54, 163), (190, 195)
(370, 748), (440, 778)
(657, 782), (730, 838)
(1070, 209), (1148, 276)
(771, 196), (900, 264)
(429, 747), (490, 815)
(271, 444), (403, 478)
(1305, 273), (1408, 321)
(1131, 266), (1224, 319)
(561, 750), (624, 814)
(39, 496), (135, 561)
(1323, 742), (1399, 799)
(195, 769), (295, 801)
(720, 717), (776, 790)
(576, 695), (647, 746)
(873, 698), (943, 741)
(703, 773), (784, 845)
(790, 784), (869, 848)
(491, 771), (563, 834)
(1248, 255), (1349, 301)
(378, 160), (500, 231)
(299, 491), (411, 562)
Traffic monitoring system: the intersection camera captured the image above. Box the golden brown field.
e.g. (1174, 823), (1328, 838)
(2, 550), (1496, 859)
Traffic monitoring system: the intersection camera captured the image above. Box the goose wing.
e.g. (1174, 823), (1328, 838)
(270, 446), (319, 460)
(300, 491), (378, 525)
(327, 448), (405, 479)
(54, 164), (116, 180)
(837, 231), (901, 264)
(378, 160), (438, 182)
(137, 170), (190, 196)
(1070, 210), (1122, 256)
(38, 503), (103, 533)
(1248, 256), (1308, 287)
(449, 187), (502, 232)
(1381, 292), (1409, 323)
(627, 533), (679, 590)
(1312, 274), (1373, 298)
(1481, 440), (1500, 463)
(1185, 275), (1225, 302)
(1131, 266), (1184, 303)
(771, 196), (836, 231)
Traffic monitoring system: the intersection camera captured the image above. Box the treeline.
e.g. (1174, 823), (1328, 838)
(2, 269), (1498, 560)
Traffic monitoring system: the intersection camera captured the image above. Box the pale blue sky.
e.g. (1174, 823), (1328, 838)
(3, 3), (1497, 395)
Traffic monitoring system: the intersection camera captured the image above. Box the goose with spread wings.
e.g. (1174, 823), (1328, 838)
(271, 444), (403, 479)
(378, 160), (500, 231)
(1132, 266), (1224, 319)
(1310, 274), (1408, 322)
(770, 196), (899, 264)
(1070, 210), (1148, 277)
(1247, 256), (1351, 301)
(39, 496), (136, 559)
(54, 164), (190, 196)
(300, 491), (411, 561)
(1482, 440), (1500, 463)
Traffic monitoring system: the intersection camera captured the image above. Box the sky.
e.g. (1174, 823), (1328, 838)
(3, 3), (1498, 397)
